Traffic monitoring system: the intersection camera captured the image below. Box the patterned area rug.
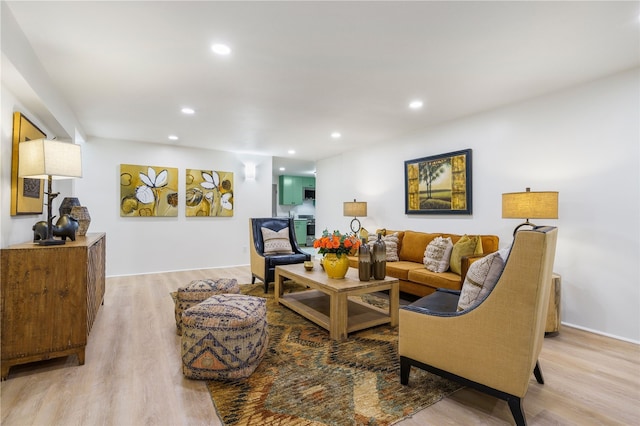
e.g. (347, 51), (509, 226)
(205, 283), (461, 426)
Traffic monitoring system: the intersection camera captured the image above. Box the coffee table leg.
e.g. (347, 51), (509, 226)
(274, 270), (284, 303)
(330, 293), (348, 340)
(389, 283), (399, 327)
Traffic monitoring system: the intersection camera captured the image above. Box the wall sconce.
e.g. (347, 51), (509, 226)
(244, 163), (256, 181)
(502, 187), (558, 236)
(343, 199), (367, 234)
(19, 139), (82, 245)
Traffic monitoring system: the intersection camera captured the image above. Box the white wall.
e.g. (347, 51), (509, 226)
(316, 68), (640, 343)
(1, 83), (272, 274)
(72, 138), (272, 276)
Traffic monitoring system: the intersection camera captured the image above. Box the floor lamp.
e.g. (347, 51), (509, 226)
(502, 187), (558, 236)
(343, 199), (367, 234)
(19, 139), (83, 246)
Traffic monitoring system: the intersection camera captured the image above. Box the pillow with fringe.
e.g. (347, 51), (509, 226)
(423, 236), (454, 273)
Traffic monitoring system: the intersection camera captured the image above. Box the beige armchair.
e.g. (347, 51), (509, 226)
(399, 227), (558, 426)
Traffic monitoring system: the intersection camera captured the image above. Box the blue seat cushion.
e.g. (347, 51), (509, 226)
(267, 253), (309, 267)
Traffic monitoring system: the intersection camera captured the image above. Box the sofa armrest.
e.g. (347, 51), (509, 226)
(460, 254), (489, 283)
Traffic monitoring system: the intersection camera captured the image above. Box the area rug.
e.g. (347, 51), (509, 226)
(203, 283), (461, 425)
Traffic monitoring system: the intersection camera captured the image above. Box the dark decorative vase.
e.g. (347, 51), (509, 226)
(59, 197), (80, 216)
(358, 239), (371, 281)
(371, 233), (386, 280)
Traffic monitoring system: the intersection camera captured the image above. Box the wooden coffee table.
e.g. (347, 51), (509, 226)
(274, 262), (399, 340)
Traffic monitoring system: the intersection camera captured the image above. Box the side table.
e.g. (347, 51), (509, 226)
(545, 273), (561, 336)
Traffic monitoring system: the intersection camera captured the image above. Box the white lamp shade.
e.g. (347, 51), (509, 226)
(18, 139), (82, 179)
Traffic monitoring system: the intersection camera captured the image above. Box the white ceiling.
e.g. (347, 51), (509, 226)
(4, 1), (639, 176)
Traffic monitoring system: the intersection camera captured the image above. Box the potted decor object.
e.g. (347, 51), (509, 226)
(371, 233), (386, 280)
(70, 206), (91, 236)
(313, 229), (361, 279)
(59, 197), (81, 216)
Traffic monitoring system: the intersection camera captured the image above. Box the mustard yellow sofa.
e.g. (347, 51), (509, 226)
(348, 229), (499, 297)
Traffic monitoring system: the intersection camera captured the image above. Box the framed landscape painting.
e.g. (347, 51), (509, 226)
(404, 149), (472, 215)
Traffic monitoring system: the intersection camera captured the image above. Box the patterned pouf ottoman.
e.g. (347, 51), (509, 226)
(181, 294), (269, 380)
(173, 278), (240, 335)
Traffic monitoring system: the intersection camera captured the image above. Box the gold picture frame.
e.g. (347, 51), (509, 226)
(10, 112), (46, 215)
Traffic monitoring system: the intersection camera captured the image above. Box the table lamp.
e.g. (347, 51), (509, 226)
(19, 139), (83, 245)
(502, 187), (558, 236)
(343, 199), (367, 234)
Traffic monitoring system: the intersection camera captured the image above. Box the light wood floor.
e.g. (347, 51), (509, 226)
(2, 266), (639, 425)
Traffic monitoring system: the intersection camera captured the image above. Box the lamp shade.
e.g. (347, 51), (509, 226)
(18, 139), (82, 179)
(502, 188), (558, 219)
(343, 200), (367, 217)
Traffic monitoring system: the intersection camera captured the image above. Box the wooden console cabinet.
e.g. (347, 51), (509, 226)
(1, 233), (106, 379)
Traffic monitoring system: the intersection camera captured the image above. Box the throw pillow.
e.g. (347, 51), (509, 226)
(368, 232), (400, 262)
(456, 251), (505, 311)
(423, 236), (454, 273)
(261, 227), (294, 255)
(449, 235), (480, 275)
(474, 236), (484, 255)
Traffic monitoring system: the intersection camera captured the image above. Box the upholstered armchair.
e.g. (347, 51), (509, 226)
(249, 218), (311, 293)
(399, 227), (558, 426)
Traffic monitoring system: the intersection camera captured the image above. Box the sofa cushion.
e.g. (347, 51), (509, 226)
(385, 261), (424, 281)
(407, 268), (462, 291)
(456, 251), (505, 311)
(261, 226), (293, 255)
(399, 231), (440, 263)
(423, 236), (454, 273)
(449, 235), (480, 275)
(368, 232), (400, 262)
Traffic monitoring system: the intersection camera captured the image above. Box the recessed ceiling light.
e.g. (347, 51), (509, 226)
(288, 150), (295, 154)
(211, 44), (231, 55)
(279, 167), (285, 171)
(181, 107), (195, 114)
(168, 135), (179, 141)
(409, 100), (424, 109)
(331, 132), (341, 139)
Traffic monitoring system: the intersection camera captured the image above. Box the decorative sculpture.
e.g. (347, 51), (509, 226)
(33, 214), (79, 242)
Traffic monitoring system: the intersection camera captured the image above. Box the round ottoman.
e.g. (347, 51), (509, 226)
(173, 278), (240, 335)
(181, 294), (268, 380)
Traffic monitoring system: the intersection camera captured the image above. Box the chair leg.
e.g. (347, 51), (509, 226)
(533, 361), (544, 384)
(251, 276), (256, 284)
(264, 280), (269, 293)
(507, 397), (527, 426)
(399, 356), (411, 385)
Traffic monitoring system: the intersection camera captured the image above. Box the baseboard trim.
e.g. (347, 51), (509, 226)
(562, 322), (640, 345)
(106, 263), (251, 279)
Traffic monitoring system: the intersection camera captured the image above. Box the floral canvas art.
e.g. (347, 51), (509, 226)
(120, 164), (178, 217)
(185, 169), (234, 217)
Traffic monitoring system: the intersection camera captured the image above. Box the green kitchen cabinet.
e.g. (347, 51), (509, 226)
(279, 175), (302, 205)
(301, 176), (315, 189)
(294, 220), (307, 246)
(279, 175), (316, 205)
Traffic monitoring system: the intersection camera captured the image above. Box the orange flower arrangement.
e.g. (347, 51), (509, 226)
(313, 229), (361, 257)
